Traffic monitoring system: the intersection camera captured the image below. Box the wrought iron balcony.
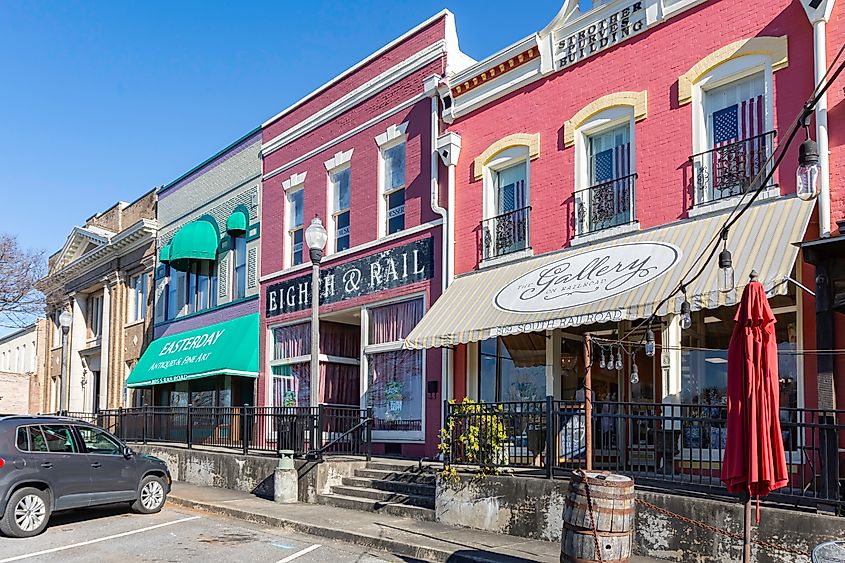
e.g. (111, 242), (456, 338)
(689, 130), (776, 207)
(481, 206), (531, 261)
(574, 173), (637, 236)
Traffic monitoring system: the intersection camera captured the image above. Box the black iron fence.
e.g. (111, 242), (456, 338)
(481, 206), (531, 261)
(64, 404), (372, 461)
(574, 173), (637, 235)
(689, 130), (776, 206)
(444, 399), (845, 513)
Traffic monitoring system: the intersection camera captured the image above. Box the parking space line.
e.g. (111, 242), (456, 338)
(275, 544), (321, 562)
(0, 515), (201, 562)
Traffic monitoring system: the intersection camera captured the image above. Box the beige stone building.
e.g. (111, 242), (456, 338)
(36, 191), (157, 412)
(0, 319), (48, 413)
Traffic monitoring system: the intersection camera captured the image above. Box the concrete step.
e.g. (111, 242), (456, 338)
(341, 476), (436, 497)
(330, 485), (435, 509)
(365, 460), (436, 474)
(354, 468), (436, 484)
(317, 493), (435, 521)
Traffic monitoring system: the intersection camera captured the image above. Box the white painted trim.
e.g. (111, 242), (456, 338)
(282, 171), (307, 193)
(687, 187), (780, 218)
(478, 247), (534, 269)
(262, 42), (445, 157)
(571, 221), (641, 246)
(259, 219), (443, 283)
(375, 122), (409, 147)
(323, 149), (354, 172)
(482, 145), (531, 223)
(261, 10), (452, 129)
(263, 93), (427, 182)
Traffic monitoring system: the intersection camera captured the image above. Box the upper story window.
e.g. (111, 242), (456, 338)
(128, 272), (148, 323)
(288, 189), (304, 266)
(680, 37), (787, 210)
(473, 133), (539, 263)
(166, 265), (184, 320)
(383, 143), (406, 235)
(87, 292), (103, 340)
(232, 234), (247, 300)
(330, 167), (351, 252)
(165, 262), (217, 319)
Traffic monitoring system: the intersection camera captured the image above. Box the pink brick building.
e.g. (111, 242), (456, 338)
(259, 11), (471, 457)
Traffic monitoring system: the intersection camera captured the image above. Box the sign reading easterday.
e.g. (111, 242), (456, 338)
(494, 242), (680, 313)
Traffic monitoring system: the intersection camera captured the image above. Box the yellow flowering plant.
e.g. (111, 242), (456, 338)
(438, 398), (510, 482)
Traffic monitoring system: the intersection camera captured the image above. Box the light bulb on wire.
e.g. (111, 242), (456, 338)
(645, 328), (655, 358)
(599, 348), (606, 369)
(718, 230), (734, 294)
(796, 125), (820, 201)
(614, 348), (623, 371)
(680, 287), (692, 330)
(630, 359), (639, 385)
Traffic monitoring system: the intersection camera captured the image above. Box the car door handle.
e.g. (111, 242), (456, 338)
(90, 462), (101, 469)
(40, 462), (53, 469)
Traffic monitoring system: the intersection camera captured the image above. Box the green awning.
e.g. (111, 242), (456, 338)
(159, 244), (172, 263)
(127, 314), (258, 388)
(226, 210), (248, 235)
(169, 219), (219, 270)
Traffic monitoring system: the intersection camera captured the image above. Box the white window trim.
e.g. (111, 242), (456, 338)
(326, 163), (351, 256)
(572, 105), (638, 241)
(482, 146), (531, 222)
(376, 123), (409, 238)
(127, 272), (149, 325)
(284, 187), (305, 269)
(690, 54), (778, 208)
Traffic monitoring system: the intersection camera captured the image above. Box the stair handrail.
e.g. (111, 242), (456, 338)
(306, 409), (373, 462)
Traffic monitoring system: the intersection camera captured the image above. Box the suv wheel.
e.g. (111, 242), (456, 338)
(131, 476), (166, 514)
(1, 487), (51, 538)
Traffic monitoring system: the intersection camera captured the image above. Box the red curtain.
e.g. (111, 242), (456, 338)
(320, 362), (359, 405)
(368, 298), (423, 344)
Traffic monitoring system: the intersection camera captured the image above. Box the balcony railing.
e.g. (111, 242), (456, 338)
(689, 130), (776, 206)
(443, 399), (845, 514)
(574, 173), (637, 235)
(481, 206), (531, 261)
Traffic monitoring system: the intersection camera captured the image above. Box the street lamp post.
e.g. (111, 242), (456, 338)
(58, 308), (73, 414)
(305, 217), (328, 407)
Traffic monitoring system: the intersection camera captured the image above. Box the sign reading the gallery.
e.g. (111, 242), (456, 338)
(555, 1), (648, 69)
(494, 242), (680, 313)
(266, 237), (434, 317)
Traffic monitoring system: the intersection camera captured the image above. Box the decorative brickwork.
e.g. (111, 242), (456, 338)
(472, 133), (540, 180)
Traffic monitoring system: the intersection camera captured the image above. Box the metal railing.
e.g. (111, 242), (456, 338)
(574, 173), (637, 235)
(62, 403), (372, 461)
(443, 399), (845, 514)
(689, 130), (776, 206)
(481, 206), (531, 261)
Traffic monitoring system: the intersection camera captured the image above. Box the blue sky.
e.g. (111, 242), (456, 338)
(0, 1), (558, 258)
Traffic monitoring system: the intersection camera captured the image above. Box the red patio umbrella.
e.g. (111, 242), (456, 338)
(721, 276), (789, 562)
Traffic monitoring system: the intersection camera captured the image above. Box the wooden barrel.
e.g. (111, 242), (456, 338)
(560, 471), (635, 563)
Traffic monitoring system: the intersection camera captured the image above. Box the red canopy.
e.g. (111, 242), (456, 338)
(721, 281), (789, 497)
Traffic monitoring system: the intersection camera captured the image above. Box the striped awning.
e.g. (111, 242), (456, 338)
(404, 197), (813, 349)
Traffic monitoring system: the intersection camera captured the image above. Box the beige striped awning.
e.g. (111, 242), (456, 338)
(404, 197), (813, 349)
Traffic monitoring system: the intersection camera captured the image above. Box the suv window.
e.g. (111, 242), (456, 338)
(41, 425), (77, 453)
(77, 426), (122, 455)
(27, 427), (48, 452)
(15, 427), (29, 451)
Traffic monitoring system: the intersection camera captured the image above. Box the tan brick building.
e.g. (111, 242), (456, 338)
(36, 191), (157, 412)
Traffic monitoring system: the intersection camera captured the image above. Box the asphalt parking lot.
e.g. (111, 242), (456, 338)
(0, 504), (402, 562)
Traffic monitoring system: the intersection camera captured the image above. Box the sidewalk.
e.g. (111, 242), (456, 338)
(167, 482), (666, 562)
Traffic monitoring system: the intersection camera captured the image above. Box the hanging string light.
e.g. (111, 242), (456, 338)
(599, 347), (606, 369)
(680, 285), (692, 330)
(718, 229), (734, 294)
(796, 121), (820, 201)
(645, 328), (655, 358)
(614, 347), (623, 371)
(630, 354), (639, 385)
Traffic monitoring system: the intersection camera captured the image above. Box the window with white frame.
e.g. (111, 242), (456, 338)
(288, 188), (304, 266)
(482, 148), (530, 260)
(270, 323), (311, 407)
(88, 293), (103, 340)
(692, 63), (774, 206)
(128, 272), (148, 323)
(330, 167), (351, 252)
(232, 234), (247, 300)
(52, 309), (62, 344)
(166, 265), (185, 320)
(383, 143), (406, 235)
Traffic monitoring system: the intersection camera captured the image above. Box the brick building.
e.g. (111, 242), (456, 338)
(37, 191), (157, 411)
(0, 320), (48, 413)
(259, 11), (471, 457)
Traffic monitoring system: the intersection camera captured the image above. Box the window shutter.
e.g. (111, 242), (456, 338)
(218, 253), (229, 302)
(247, 247), (258, 291)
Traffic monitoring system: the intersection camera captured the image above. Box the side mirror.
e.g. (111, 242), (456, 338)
(122, 446), (134, 458)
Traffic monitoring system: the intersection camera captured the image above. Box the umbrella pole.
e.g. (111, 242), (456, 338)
(743, 493), (752, 562)
(584, 335), (592, 471)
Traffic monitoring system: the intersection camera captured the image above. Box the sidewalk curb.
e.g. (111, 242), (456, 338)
(167, 495), (503, 562)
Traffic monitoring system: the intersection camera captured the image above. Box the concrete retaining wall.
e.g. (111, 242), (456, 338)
(135, 445), (366, 503)
(436, 475), (843, 563)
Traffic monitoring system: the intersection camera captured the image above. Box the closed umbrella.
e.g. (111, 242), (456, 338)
(722, 276), (789, 562)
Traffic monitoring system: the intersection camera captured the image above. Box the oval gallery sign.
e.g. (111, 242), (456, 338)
(494, 242), (681, 313)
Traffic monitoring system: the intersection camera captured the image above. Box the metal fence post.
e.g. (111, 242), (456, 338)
(142, 406), (148, 444)
(317, 404), (325, 461)
(241, 404), (250, 455)
(186, 404), (193, 450)
(366, 407), (373, 462)
(117, 407), (124, 441)
(545, 395), (554, 480)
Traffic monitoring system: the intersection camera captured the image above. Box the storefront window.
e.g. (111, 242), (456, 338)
(478, 333), (546, 402)
(366, 298), (423, 433)
(271, 323), (311, 407)
(681, 297), (798, 450)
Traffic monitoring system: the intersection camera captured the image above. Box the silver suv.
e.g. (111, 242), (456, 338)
(0, 415), (172, 538)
